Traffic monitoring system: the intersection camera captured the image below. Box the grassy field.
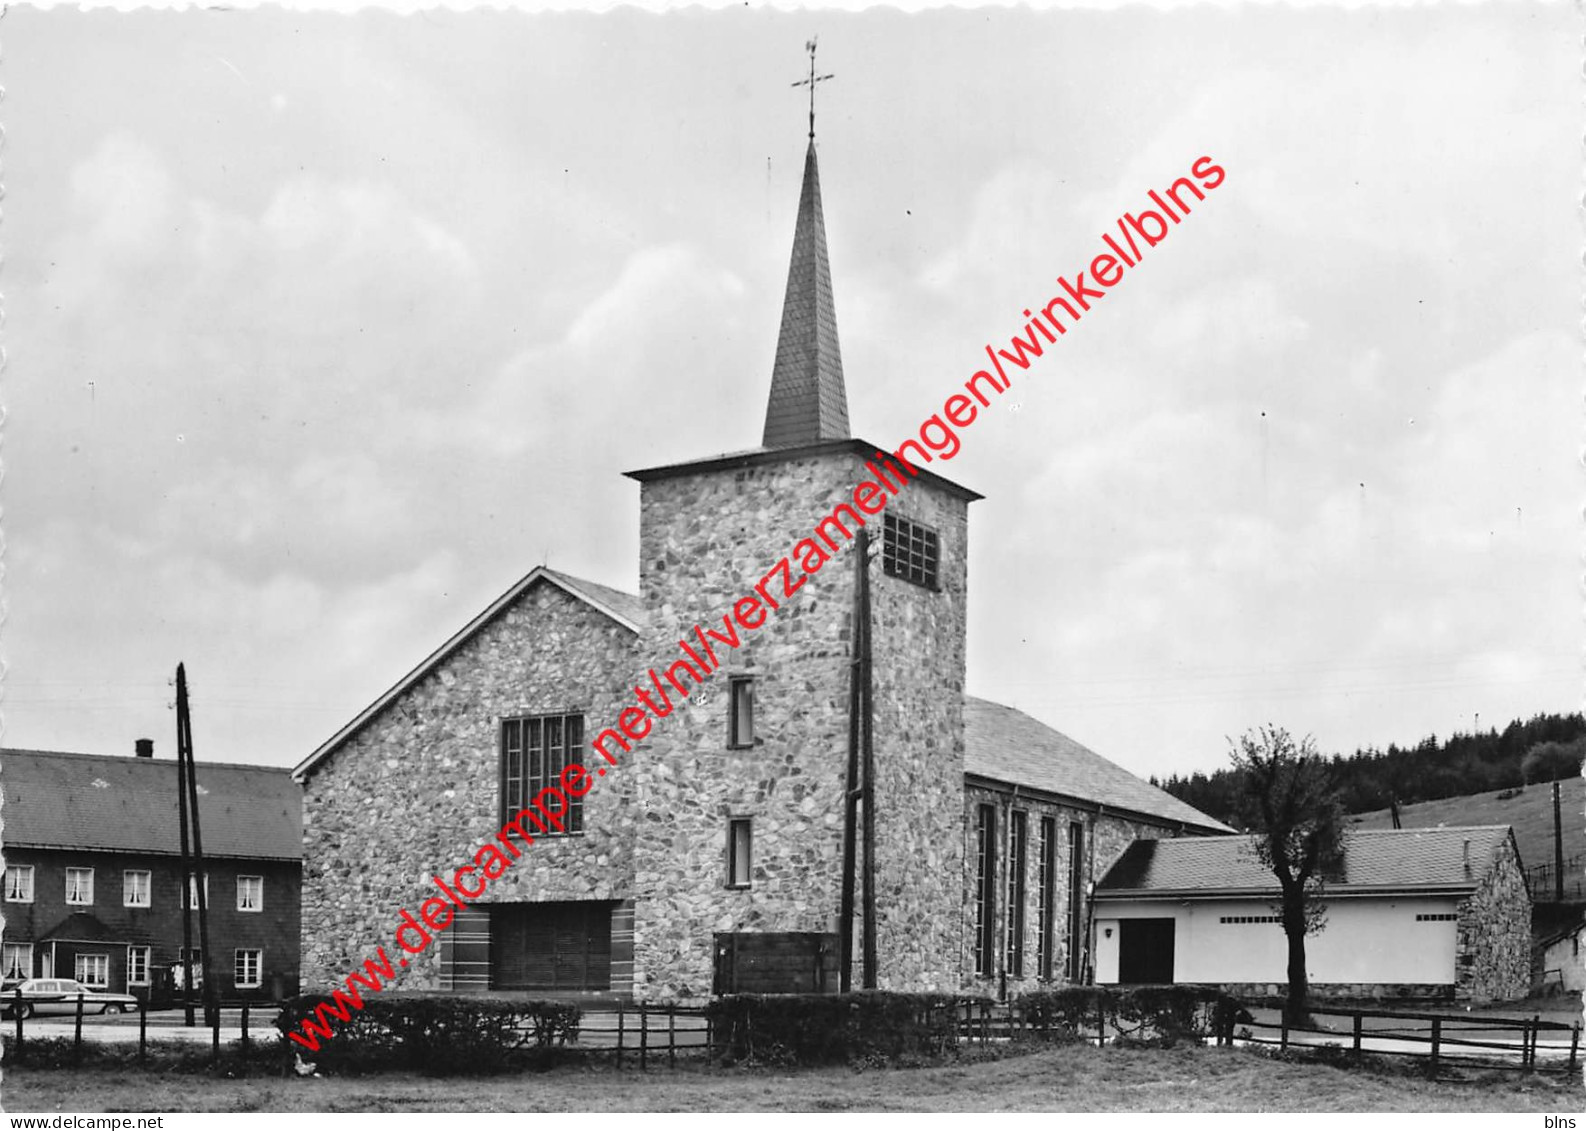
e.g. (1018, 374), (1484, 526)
(2, 1042), (1582, 1112)
(1350, 776), (1584, 886)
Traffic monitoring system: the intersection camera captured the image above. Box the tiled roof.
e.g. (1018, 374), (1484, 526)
(1, 748), (301, 860)
(762, 141), (850, 448)
(1095, 825), (1515, 897)
(540, 568), (647, 630)
(294, 565), (642, 780)
(963, 697), (1232, 833)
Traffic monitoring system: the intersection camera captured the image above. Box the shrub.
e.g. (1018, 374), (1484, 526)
(273, 994), (581, 1076)
(1015, 985), (1248, 1047)
(3, 1034), (291, 1075)
(706, 991), (978, 1067)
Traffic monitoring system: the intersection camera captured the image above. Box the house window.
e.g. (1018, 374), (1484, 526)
(1219, 915), (1282, 924)
(237, 876), (264, 912)
(882, 512), (940, 590)
(1415, 913), (1458, 922)
(1065, 822), (1087, 981)
(123, 870), (151, 908)
(234, 949), (263, 990)
(182, 874), (209, 909)
(74, 954), (109, 988)
(5, 865), (34, 903)
(1005, 810), (1028, 978)
(973, 804), (997, 976)
(728, 677), (755, 748)
(727, 818), (753, 888)
(501, 713), (584, 835)
(127, 947), (151, 987)
(3, 943), (32, 981)
(1036, 816), (1057, 981)
(65, 867), (95, 906)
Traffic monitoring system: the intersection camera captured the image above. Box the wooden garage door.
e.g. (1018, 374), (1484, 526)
(490, 901), (612, 992)
(1118, 917), (1175, 984)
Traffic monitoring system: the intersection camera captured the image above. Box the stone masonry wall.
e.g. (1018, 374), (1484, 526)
(962, 783), (1179, 997)
(299, 580), (639, 991)
(632, 449), (968, 1000)
(1456, 833), (1531, 1002)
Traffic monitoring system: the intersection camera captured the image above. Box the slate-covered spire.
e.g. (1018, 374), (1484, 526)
(761, 140), (850, 449)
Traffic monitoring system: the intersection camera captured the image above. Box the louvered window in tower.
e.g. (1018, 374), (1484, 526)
(883, 513), (939, 590)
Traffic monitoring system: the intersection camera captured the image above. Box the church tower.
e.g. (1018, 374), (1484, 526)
(625, 135), (979, 999)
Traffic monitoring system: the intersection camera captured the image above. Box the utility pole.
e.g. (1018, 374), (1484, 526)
(1554, 780), (1566, 902)
(176, 664), (216, 1026)
(839, 534), (862, 992)
(858, 528), (877, 990)
(175, 671), (196, 1027)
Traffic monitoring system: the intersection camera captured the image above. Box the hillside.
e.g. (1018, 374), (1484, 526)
(1349, 776), (1585, 899)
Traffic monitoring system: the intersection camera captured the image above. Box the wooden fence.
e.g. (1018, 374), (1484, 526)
(6, 989), (270, 1066)
(1231, 1004), (1581, 1077)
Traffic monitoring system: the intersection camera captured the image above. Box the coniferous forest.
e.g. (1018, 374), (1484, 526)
(1153, 712), (1586, 829)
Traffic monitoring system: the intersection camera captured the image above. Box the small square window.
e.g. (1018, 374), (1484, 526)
(237, 876), (264, 913)
(728, 677), (755, 748)
(74, 953), (109, 988)
(5, 865), (34, 903)
(882, 513), (940, 590)
(65, 867), (94, 906)
(727, 818), (752, 888)
(123, 870), (151, 908)
(234, 949), (263, 990)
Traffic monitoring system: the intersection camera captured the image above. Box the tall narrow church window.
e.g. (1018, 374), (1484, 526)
(973, 804), (997, 976)
(1005, 810), (1028, 978)
(1065, 821), (1087, 981)
(727, 818), (753, 888)
(501, 713), (585, 835)
(882, 513), (940, 590)
(728, 677), (755, 748)
(1036, 816), (1057, 980)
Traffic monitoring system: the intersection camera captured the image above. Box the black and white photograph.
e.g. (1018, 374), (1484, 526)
(0, 0), (1581, 1115)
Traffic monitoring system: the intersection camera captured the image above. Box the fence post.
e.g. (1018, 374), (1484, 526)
(1279, 1014), (1288, 1052)
(139, 997), (148, 1063)
(616, 1002), (625, 1069)
(1429, 1016), (1441, 1075)
(668, 1004), (676, 1070)
(980, 1000), (989, 1045)
(212, 1000), (221, 1063)
(1097, 998), (1106, 1048)
(1569, 1022), (1580, 1075)
(74, 993), (85, 1066)
(639, 1003), (648, 1071)
(13, 989), (23, 1064)
(1352, 1013), (1362, 1058)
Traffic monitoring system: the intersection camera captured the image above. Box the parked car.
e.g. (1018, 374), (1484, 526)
(1, 979), (138, 1019)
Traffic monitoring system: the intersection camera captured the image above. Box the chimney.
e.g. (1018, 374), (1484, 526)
(134, 738), (154, 759)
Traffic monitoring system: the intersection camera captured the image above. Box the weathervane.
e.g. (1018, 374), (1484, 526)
(791, 37), (834, 141)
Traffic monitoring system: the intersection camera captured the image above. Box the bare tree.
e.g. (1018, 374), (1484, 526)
(1230, 726), (1347, 1024)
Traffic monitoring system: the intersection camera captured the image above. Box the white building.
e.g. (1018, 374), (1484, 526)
(1091, 826), (1531, 1003)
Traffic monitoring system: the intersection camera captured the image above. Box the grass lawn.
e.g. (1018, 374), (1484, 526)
(2, 1042), (1582, 1112)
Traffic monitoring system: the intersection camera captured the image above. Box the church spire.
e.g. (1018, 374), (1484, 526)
(762, 138), (850, 449)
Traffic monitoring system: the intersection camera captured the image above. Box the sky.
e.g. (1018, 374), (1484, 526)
(2, 2), (1579, 785)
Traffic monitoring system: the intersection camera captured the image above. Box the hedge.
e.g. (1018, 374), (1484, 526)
(1015, 985), (1251, 1047)
(273, 994), (581, 1076)
(707, 991), (981, 1067)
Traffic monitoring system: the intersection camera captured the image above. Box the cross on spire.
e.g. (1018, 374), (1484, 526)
(791, 37), (834, 141)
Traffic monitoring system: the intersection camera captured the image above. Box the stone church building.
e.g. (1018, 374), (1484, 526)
(294, 138), (1228, 1003)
